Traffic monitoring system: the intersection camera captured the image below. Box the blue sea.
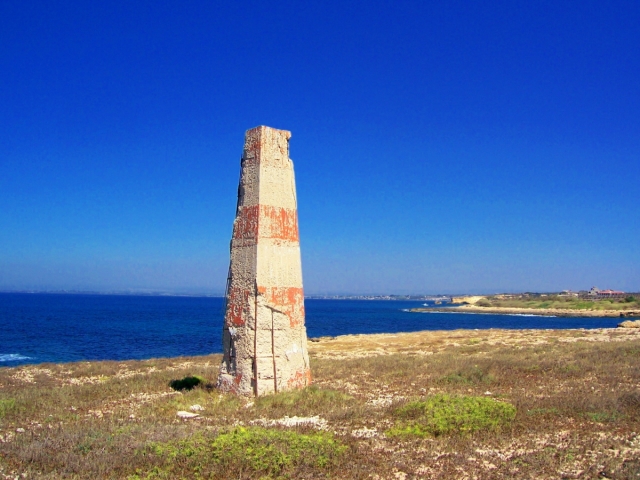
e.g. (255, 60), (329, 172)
(0, 293), (623, 367)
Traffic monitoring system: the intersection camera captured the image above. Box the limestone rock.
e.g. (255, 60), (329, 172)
(452, 296), (486, 305)
(177, 411), (199, 419)
(618, 320), (640, 328)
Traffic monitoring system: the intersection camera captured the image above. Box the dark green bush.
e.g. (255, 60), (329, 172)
(169, 375), (203, 391)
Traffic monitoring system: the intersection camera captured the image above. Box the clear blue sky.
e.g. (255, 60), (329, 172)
(1, 1), (638, 295)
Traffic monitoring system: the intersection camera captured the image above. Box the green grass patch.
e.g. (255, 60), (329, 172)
(585, 411), (622, 423)
(387, 394), (516, 437)
(0, 398), (16, 419)
(438, 366), (494, 385)
(137, 427), (346, 479)
(254, 385), (354, 417)
(211, 427), (346, 473)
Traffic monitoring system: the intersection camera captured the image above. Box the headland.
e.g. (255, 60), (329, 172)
(412, 293), (640, 318)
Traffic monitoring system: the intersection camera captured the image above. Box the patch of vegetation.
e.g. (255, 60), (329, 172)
(0, 398), (16, 419)
(439, 366), (494, 385)
(138, 427), (347, 479)
(168, 375), (203, 391)
(526, 407), (560, 417)
(615, 459), (640, 478)
(620, 346), (640, 357)
(585, 411), (622, 423)
(254, 385), (353, 417)
(559, 363), (581, 376)
(618, 391), (640, 411)
(211, 427), (346, 473)
(387, 394), (516, 437)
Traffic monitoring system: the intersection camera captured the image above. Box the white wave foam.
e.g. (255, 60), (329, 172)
(0, 354), (32, 362)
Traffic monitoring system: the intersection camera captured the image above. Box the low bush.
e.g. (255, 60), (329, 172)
(438, 366), (494, 385)
(138, 427), (347, 478)
(387, 394), (516, 437)
(211, 427), (346, 474)
(168, 375), (203, 391)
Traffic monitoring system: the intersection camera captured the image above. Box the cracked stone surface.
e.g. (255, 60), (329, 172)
(218, 126), (311, 396)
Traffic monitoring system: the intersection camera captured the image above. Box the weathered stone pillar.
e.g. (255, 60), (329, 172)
(218, 126), (311, 396)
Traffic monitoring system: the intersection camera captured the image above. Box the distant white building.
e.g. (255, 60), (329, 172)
(587, 286), (625, 298)
(559, 290), (578, 297)
(597, 289), (625, 298)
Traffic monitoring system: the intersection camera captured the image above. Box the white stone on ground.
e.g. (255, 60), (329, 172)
(177, 411), (200, 419)
(250, 415), (328, 429)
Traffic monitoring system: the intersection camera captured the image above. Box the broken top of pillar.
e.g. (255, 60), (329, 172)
(242, 125), (291, 167)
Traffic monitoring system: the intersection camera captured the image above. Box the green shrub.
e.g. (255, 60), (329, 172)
(169, 375), (203, 391)
(387, 394), (516, 437)
(211, 427), (346, 474)
(142, 427), (346, 478)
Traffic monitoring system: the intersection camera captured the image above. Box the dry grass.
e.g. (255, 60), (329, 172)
(1, 328), (640, 478)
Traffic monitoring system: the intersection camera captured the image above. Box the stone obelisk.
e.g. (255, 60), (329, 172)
(218, 126), (311, 396)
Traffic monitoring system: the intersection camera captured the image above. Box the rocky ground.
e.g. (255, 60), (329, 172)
(1, 327), (640, 479)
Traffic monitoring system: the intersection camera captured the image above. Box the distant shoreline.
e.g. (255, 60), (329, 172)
(410, 305), (640, 318)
